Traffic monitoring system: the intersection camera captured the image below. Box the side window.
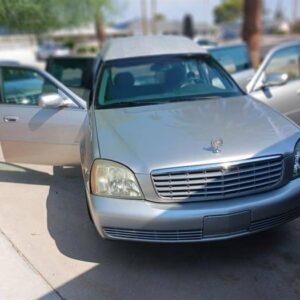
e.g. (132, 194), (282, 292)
(233, 45), (252, 71)
(61, 68), (83, 87)
(210, 45), (251, 74)
(0, 67), (57, 105)
(264, 46), (300, 80)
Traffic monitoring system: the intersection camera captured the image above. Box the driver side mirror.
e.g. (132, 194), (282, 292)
(38, 93), (77, 109)
(262, 73), (289, 88)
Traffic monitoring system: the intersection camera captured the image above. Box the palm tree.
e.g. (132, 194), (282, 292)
(242, 0), (263, 69)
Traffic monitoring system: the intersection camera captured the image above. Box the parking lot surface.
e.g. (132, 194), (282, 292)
(0, 161), (300, 300)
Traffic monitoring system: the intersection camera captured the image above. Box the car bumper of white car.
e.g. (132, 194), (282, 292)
(88, 178), (300, 243)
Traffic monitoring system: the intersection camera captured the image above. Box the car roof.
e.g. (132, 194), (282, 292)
(268, 41), (300, 54)
(101, 35), (207, 61)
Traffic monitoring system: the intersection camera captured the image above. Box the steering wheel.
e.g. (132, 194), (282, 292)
(180, 77), (197, 88)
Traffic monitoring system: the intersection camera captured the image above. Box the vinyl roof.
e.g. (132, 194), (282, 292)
(101, 35), (207, 61)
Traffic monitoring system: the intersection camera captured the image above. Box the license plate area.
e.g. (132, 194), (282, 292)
(203, 211), (251, 237)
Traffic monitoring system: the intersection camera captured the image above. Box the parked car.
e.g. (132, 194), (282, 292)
(247, 41), (300, 125)
(36, 42), (70, 61)
(1, 36), (300, 243)
(194, 36), (218, 47)
(46, 56), (96, 102)
(0, 60), (20, 66)
(207, 43), (255, 90)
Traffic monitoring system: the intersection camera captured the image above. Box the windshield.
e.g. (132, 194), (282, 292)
(96, 55), (243, 108)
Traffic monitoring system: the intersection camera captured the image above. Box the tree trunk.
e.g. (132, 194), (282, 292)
(242, 0), (262, 69)
(95, 16), (105, 46)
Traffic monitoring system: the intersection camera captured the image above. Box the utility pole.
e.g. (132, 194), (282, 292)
(141, 0), (148, 35)
(151, 0), (157, 35)
(206, 0), (210, 24)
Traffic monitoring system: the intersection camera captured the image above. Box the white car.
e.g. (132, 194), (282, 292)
(1, 37), (300, 243)
(36, 42), (70, 61)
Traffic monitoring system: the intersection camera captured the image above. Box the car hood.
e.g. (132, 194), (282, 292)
(94, 96), (300, 174)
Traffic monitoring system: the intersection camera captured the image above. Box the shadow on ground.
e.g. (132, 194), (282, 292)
(1, 163), (300, 300)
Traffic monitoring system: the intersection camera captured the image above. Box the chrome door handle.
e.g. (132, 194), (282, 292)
(3, 116), (19, 123)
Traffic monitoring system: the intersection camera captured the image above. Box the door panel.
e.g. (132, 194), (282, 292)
(250, 80), (300, 124)
(0, 66), (87, 166)
(232, 68), (255, 91)
(248, 44), (300, 125)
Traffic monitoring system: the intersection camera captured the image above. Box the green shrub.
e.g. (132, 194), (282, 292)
(63, 38), (75, 49)
(77, 47), (88, 54)
(89, 46), (98, 53)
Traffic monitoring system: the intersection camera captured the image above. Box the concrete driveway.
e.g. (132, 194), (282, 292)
(0, 162), (300, 300)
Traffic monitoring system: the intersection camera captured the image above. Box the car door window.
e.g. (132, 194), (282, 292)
(0, 67), (57, 105)
(264, 46), (300, 80)
(46, 58), (95, 102)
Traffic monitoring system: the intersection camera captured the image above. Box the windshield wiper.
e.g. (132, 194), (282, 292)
(101, 100), (163, 108)
(163, 95), (221, 103)
(100, 95), (223, 109)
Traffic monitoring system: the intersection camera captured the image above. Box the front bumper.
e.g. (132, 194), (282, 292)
(88, 178), (300, 243)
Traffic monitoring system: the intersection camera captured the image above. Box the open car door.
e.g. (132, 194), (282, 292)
(0, 64), (87, 166)
(247, 41), (300, 125)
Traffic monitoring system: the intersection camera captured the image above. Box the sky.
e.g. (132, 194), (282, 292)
(114, 0), (298, 24)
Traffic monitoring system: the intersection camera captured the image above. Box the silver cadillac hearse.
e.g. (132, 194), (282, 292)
(1, 36), (300, 242)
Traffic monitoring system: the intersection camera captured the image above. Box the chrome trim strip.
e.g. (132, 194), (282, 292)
(151, 155), (282, 176)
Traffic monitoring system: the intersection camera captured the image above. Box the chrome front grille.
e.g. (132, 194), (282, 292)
(151, 155), (284, 201)
(103, 227), (203, 242)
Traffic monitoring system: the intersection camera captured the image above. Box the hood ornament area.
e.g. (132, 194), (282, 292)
(211, 138), (223, 153)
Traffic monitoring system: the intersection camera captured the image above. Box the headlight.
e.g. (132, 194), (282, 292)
(293, 140), (300, 178)
(91, 159), (143, 199)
